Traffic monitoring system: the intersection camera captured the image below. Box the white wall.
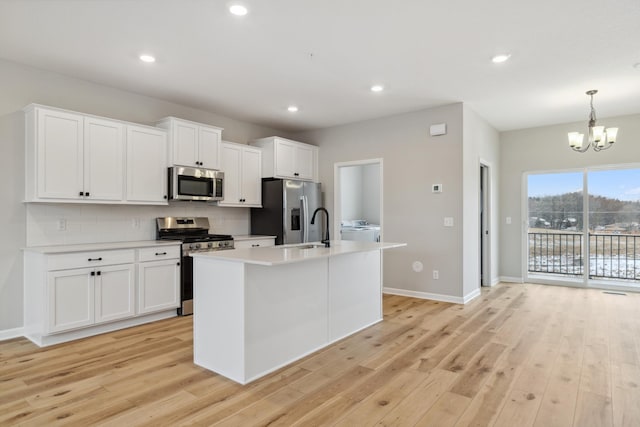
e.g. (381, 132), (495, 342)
(499, 112), (640, 281)
(296, 103), (466, 299)
(462, 106), (501, 296)
(340, 166), (364, 221)
(339, 163), (380, 225)
(0, 59), (289, 334)
(362, 164), (381, 224)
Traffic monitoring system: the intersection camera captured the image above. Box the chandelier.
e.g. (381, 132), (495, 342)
(568, 90), (618, 152)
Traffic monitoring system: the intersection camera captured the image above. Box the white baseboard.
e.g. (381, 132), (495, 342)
(463, 288), (481, 303)
(0, 327), (26, 342)
(383, 287), (479, 304)
(499, 276), (523, 283)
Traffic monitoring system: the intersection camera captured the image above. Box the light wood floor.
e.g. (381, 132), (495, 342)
(2, 283), (640, 426)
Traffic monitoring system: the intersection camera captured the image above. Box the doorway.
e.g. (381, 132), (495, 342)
(334, 159), (383, 243)
(480, 163), (491, 286)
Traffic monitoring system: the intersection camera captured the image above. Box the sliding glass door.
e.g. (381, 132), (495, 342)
(588, 169), (640, 281)
(526, 167), (640, 288)
(527, 172), (584, 278)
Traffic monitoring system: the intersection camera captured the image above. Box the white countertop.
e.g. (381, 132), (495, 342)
(233, 235), (277, 241)
(192, 240), (406, 266)
(23, 240), (181, 254)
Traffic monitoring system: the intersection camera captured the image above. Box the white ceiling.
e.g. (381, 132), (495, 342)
(1, 0), (639, 133)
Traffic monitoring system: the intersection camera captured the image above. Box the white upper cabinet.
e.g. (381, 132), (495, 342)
(218, 142), (262, 207)
(125, 125), (168, 204)
(156, 117), (223, 169)
(84, 117), (125, 201)
(27, 107), (126, 202)
(33, 108), (84, 200)
(250, 136), (318, 182)
(24, 104), (168, 205)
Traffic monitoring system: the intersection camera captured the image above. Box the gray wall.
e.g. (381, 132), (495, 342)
(499, 112), (640, 280)
(296, 104), (468, 298)
(462, 105), (501, 294)
(0, 59), (289, 333)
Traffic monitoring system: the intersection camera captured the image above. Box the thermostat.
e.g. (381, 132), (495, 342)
(432, 184), (443, 193)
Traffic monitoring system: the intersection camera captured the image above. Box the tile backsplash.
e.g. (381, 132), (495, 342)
(26, 203), (250, 247)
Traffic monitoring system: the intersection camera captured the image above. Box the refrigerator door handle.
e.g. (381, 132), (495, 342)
(301, 195), (309, 243)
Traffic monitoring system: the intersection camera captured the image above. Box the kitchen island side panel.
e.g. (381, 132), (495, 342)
(193, 258), (246, 383)
(328, 251), (382, 342)
(244, 258), (328, 381)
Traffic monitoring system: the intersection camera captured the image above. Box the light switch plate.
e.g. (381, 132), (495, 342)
(444, 217), (454, 227)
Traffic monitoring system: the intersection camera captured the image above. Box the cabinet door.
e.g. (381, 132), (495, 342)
(219, 143), (242, 205)
(273, 139), (297, 178)
(36, 108), (84, 199)
(95, 264), (135, 323)
(47, 268), (94, 333)
(84, 117), (125, 201)
(241, 147), (262, 206)
(198, 126), (221, 169)
(172, 120), (199, 167)
(138, 259), (180, 314)
(294, 144), (315, 181)
(126, 125), (168, 203)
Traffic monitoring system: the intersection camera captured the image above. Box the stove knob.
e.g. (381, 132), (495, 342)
(208, 242), (214, 248)
(194, 243), (201, 250)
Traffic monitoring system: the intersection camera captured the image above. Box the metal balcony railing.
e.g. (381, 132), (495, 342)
(528, 232), (640, 280)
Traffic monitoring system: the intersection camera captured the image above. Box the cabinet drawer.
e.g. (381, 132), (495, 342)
(47, 249), (135, 271)
(138, 246), (181, 262)
(234, 238), (275, 249)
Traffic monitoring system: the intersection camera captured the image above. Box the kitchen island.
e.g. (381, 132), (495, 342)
(192, 240), (405, 384)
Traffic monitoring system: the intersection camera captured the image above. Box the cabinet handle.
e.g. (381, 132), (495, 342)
(177, 262), (180, 266)
(252, 244), (260, 247)
(155, 252), (167, 256)
(88, 257), (103, 261)
(164, 195), (168, 199)
(294, 172), (299, 176)
(90, 271), (95, 276)
(96, 271), (101, 276)
(79, 191), (84, 196)
(85, 192), (90, 197)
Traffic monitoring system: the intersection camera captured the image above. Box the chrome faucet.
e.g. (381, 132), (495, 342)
(310, 207), (330, 247)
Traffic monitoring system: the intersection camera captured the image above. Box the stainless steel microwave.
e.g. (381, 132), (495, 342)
(168, 166), (224, 201)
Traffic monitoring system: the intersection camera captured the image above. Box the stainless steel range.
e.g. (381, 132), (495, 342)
(156, 217), (234, 315)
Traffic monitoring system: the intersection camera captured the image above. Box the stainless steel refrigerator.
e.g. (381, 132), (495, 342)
(251, 178), (322, 245)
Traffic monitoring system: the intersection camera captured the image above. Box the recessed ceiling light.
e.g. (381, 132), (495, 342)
(491, 53), (511, 64)
(139, 54), (156, 63)
(371, 85), (384, 92)
(287, 106), (299, 113)
(229, 4), (248, 16)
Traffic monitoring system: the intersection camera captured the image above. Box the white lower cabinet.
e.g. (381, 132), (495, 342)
(95, 264), (136, 323)
(138, 259), (180, 315)
(233, 237), (276, 249)
(24, 243), (180, 346)
(47, 263), (135, 333)
(47, 268), (95, 333)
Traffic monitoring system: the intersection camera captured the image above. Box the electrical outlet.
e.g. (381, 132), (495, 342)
(57, 219), (67, 231)
(506, 216), (512, 225)
(444, 217), (454, 227)
(433, 270), (439, 280)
